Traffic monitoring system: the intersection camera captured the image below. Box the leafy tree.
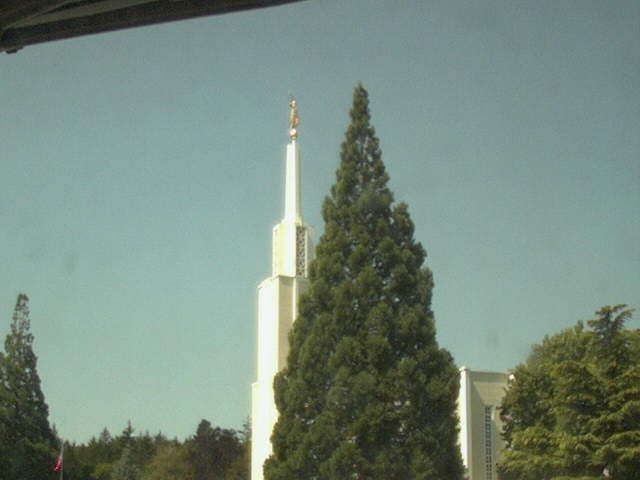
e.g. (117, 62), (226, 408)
(112, 446), (141, 480)
(64, 425), (178, 480)
(226, 419), (251, 480)
(85, 428), (117, 480)
(186, 419), (243, 480)
(142, 443), (193, 480)
(120, 420), (135, 446)
(63, 421), (246, 480)
(100, 427), (114, 444)
(61, 440), (94, 480)
(61, 433), (107, 480)
(499, 305), (640, 480)
(131, 431), (157, 470)
(0, 293), (56, 480)
(264, 84), (463, 479)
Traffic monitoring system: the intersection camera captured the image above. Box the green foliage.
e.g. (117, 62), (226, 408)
(224, 419), (250, 480)
(142, 444), (193, 480)
(186, 419), (243, 480)
(0, 294), (248, 480)
(499, 305), (640, 480)
(0, 293), (56, 480)
(112, 446), (141, 480)
(63, 419), (248, 480)
(62, 428), (118, 480)
(264, 84), (463, 479)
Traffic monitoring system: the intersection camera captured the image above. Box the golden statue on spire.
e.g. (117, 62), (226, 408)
(289, 98), (299, 140)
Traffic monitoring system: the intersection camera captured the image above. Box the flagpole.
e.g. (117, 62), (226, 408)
(59, 442), (64, 480)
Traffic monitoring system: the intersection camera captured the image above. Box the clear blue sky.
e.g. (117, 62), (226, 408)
(1, 0), (638, 443)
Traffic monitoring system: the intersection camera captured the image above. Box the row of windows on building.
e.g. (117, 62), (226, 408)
(484, 406), (493, 480)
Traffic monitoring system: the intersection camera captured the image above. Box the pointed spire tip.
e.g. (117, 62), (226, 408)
(289, 98), (299, 140)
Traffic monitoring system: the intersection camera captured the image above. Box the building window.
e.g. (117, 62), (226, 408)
(484, 406), (493, 480)
(296, 226), (306, 276)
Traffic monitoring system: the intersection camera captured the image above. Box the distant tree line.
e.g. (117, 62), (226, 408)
(0, 293), (249, 480)
(62, 418), (249, 480)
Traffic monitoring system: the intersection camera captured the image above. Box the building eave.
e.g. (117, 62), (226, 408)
(0, 0), (305, 54)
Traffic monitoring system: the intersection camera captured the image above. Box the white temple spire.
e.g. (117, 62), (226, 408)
(251, 99), (314, 480)
(283, 141), (301, 223)
(284, 99), (301, 223)
(288, 97), (299, 141)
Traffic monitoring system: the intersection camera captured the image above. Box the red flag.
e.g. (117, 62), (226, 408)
(53, 450), (63, 473)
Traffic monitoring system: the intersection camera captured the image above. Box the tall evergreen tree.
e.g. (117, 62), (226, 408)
(264, 85), (463, 480)
(0, 293), (56, 480)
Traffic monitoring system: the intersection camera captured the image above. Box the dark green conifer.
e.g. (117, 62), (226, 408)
(186, 419), (243, 480)
(0, 294), (56, 480)
(265, 85), (463, 480)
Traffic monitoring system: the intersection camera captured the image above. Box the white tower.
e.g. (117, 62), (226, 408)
(251, 100), (314, 480)
(458, 368), (509, 480)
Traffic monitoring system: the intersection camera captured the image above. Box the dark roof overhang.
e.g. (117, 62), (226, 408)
(1, 0), (303, 54)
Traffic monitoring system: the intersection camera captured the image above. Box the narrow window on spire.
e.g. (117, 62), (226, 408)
(296, 226), (306, 276)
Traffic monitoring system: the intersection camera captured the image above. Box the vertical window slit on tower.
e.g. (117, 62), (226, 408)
(484, 405), (493, 480)
(296, 226), (306, 276)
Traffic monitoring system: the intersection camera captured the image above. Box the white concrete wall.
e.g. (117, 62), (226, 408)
(458, 369), (508, 480)
(458, 367), (472, 477)
(251, 275), (309, 480)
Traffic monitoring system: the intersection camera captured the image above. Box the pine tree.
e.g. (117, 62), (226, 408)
(0, 293), (56, 480)
(264, 84), (463, 480)
(112, 446), (141, 480)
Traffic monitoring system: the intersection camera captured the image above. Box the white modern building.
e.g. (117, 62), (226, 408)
(458, 368), (509, 480)
(250, 101), (314, 480)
